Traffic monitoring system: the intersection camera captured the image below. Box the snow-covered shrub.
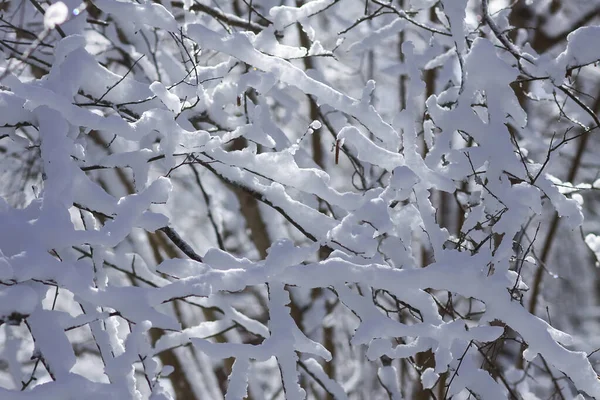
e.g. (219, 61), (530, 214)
(0, 0), (600, 398)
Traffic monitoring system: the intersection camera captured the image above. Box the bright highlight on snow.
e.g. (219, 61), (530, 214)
(44, 1), (69, 30)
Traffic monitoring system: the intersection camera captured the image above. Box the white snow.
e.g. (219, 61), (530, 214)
(44, 2), (69, 30)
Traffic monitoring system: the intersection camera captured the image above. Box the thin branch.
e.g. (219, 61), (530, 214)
(176, 1), (267, 33)
(372, 0), (452, 37)
(158, 226), (204, 263)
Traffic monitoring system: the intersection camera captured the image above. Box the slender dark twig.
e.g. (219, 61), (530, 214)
(159, 226), (203, 262)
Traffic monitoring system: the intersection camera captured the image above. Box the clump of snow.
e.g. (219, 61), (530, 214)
(551, 26), (600, 81)
(421, 368), (439, 389)
(309, 120), (321, 130)
(0, 286), (38, 321)
(150, 82), (181, 114)
(44, 2), (69, 30)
